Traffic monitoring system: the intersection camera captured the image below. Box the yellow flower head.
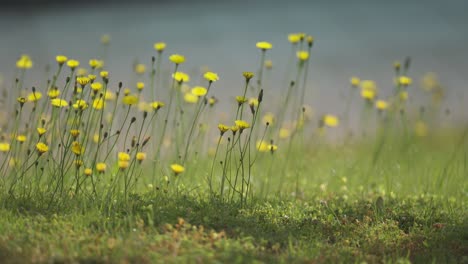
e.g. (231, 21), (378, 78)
(76, 76), (90, 86)
(88, 74), (97, 81)
(154, 42), (166, 52)
(350, 77), (360, 87)
(100, 71), (109, 78)
(256, 41), (273, 50)
(234, 120), (250, 130)
(361, 88), (376, 101)
(71, 141), (84, 156)
(360, 80), (376, 91)
(262, 112), (275, 125)
(184, 93), (198, 104)
(306, 35), (314, 46)
(27, 91), (42, 102)
(36, 142), (49, 155)
(249, 98), (259, 107)
(218, 124), (229, 135)
(16, 55), (33, 69)
(56, 55), (68, 65)
(135, 64), (146, 75)
(118, 152), (130, 162)
(51, 98), (69, 108)
(398, 76), (412, 86)
(204, 71), (219, 82)
(288, 33), (301, 44)
(0, 142), (11, 152)
(236, 96), (247, 104)
(89, 59), (103, 69)
(75, 160), (83, 168)
(230, 125), (240, 133)
(84, 168), (92, 177)
(151, 101), (165, 110)
(118, 160), (129, 170)
(48, 88), (60, 98)
(208, 96), (218, 107)
(191, 86), (207, 97)
(375, 100), (389, 111)
(17, 97), (26, 105)
(169, 54), (185, 64)
(122, 94), (139, 105)
(105, 90), (116, 101)
(243, 72), (254, 81)
(256, 140), (269, 152)
(399, 91), (409, 101)
(72, 99), (88, 110)
(67, 59), (80, 69)
(323, 114), (339, 128)
(264, 60), (273, 69)
(91, 82), (103, 91)
(70, 129), (80, 138)
(16, 135), (26, 143)
(37, 127), (46, 136)
(77, 68), (88, 76)
(279, 128), (291, 139)
(296, 50), (309, 61)
(170, 163), (185, 175)
(268, 144), (278, 153)
(92, 98), (105, 110)
(136, 152), (147, 162)
(172, 72), (190, 83)
(136, 82), (145, 91)
(96, 162), (107, 173)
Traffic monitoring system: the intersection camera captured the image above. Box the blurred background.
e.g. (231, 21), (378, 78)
(1, 0), (467, 123)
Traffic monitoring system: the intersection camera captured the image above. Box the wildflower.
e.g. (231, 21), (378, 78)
(169, 54), (185, 65)
(151, 101), (165, 110)
(138, 102), (152, 112)
(249, 98), (259, 107)
(67, 59), (80, 69)
(0, 142), (10, 152)
(93, 134), (99, 143)
(56, 55), (68, 65)
(191, 86), (207, 97)
(37, 127), (46, 136)
(88, 74), (97, 81)
(136, 152), (146, 162)
(204, 71), (219, 82)
(91, 82), (102, 91)
(264, 60), (273, 69)
(170, 163), (185, 175)
(75, 160), (83, 168)
(231, 125), (239, 133)
(36, 142), (49, 155)
(122, 94), (139, 105)
(235, 120), (250, 131)
(71, 141), (84, 156)
(208, 96), (218, 107)
(268, 144), (278, 153)
(89, 59), (102, 69)
(350, 77), (360, 87)
(288, 33), (301, 44)
(16, 55), (33, 69)
(218, 124), (229, 135)
(399, 91), (409, 101)
(154, 42), (166, 52)
(361, 88), (376, 101)
(398, 76), (412, 86)
(306, 35), (314, 46)
(48, 88), (60, 98)
(77, 68), (87, 76)
(76, 76), (90, 86)
(262, 113), (274, 125)
(236, 96), (247, 105)
(323, 114), (339, 128)
(256, 140), (269, 152)
(118, 160), (129, 170)
(136, 82), (145, 91)
(296, 50), (309, 61)
(135, 64), (146, 75)
(184, 93), (198, 104)
(393, 61), (401, 71)
(100, 71), (109, 78)
(118, 152), (130, 162)
(51, 98), (69, 108)
(279, 128), (290, 139)
(104, 91), (115, 100)
(172, 72), (190, 83)
(375, 100), (389, 111)
(92, 98), (105, 110)
(70, 129), (80, 138)
(256, 41), (272, 50)
(96, 162), (106, 173)
(27, 91), (42, 102)
(243, 72), (254, 81)
(84, 168), (92, 176)
(17, 97), (26, 107)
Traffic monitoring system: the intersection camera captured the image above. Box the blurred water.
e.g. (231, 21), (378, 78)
(1, 0), (467, 122)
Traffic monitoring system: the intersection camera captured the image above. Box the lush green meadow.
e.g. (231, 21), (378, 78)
(0, 34), (467, 263)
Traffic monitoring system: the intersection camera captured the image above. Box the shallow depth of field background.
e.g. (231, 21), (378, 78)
(1, 0), (467, 124)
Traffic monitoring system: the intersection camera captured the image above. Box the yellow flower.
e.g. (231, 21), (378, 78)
(84, 168), (92, 176)
(72, 99), (88, 110)
(184, 93), (198, 104)
(268, 144), (278, 152)
(151, 101), (165, 110)
(399, 91), (409, 101)
(135, 64), (146, 75)
(288, 33), (301, 44)
(100, 71), (109, 78)
(118, 160), (130, 170)
(323, 114), (339, 128)
(136, 82), (145, 91)
(36, 142), (49, 154)
(93, 134), (100, 143)
(71, 141), (84, 156)
(37, 127), (46, 136)
(236, 96), (247, 104)
(70, 129), (80, 138)
(123, 88), (131, 96)
(264, 60), (273, 69)
(0, 142), (11, 152)
(122, 95), (139, 105)
(235, 120), (250, 130)
(172, 72), (190, 83)
(154, 42), (166, 52)
(104, 90), (116, 101)
(89, 59), (103, 69)
(96, 162), (107, 173)
(256, 41), (273, 50)
(262, 113), (275, 125)
(249, 98), (259, 107)
(361, 88), (376, 101)
(92, 98), (105, 110)
(138, 102), (152, 112)
(88, 74), (97, 81)
(67, 59), (80, 69)
(306, 35), (314, 46)
(375, 100), (389, 111)
(16, 135), (26, 143)
(398, 76), (412, 86)
(204, 72), (219, 82)
(243, 72), (254, 80)
(279, 128), (290, 139)
(296, 50), (309, 61)
(16, 55), (33, 69)
(91, 82), (103, 91)
(191, 86), (207, 97)
(169, 54), (185, 64)
(218, 124), (229, 135)
(101, 34), (111, 45)
(76, 76), (90, 86)
(17, 97), (26, 105)
(350, 77), (360, 87)
(56, 55), (68, 65)
(48, 88), (60, 98)
(51, 98), (69, 108)
(118, 152), (130, 161)
(230, 125), (240, 133)
(75, 160), (83, 168)
(256, 140), (269, 152)
(27, 91), (42, 102)
(77, 68), (88, 76)
(170, 163), (185, 175)
(208, 96), (218, 107)
(360, 80), (376, 91)
(136, 152), (147, 162)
